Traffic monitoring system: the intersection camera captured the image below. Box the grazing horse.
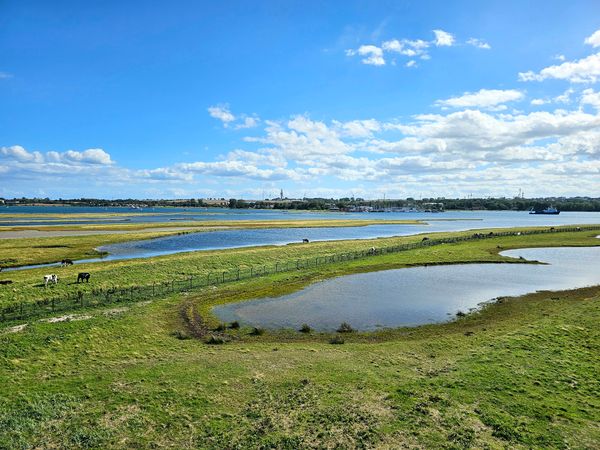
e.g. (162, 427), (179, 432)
(61, 259), (73, 266)
(77, 272), (91, 283)
(302, 238), (309, 243)
(44, 274), (58, 287)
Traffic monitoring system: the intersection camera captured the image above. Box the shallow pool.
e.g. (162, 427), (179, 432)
(212, 247), (600, 331)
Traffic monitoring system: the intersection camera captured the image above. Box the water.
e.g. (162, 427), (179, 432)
(4, 210), (600, 271)
(213, 247), (600, 331)
(2, 206), (600, 227)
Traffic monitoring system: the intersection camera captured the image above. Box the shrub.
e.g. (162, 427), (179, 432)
(214, 323), (227, 332)
(299, 323), (312, 333)
(229, 321), (240, 329)
(329, 336), (345, 345)
(456, 311), (467, 317)
(205, 335), (226, 345)
(249, 327), (265, 336)
(336, 322), (354, 333)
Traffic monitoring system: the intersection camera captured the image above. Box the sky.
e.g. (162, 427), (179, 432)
(1, 0), (600, 200)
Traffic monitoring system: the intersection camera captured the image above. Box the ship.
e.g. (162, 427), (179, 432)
(529, 206), (560, 215)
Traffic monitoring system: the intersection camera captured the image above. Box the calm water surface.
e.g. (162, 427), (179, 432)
(213, 247), (600, 331)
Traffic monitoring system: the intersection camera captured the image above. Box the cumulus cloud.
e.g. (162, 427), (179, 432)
(467, 38), (491, 49)
(519, 52), (600, 83)
(0, 146), (113, 165)
(435, 89), (524, 109)
(346, 29), (467, 67)
(208, 104), (235, 125)
(346, 45), (385, 66)
(433, 29), (455, 47)
(584, 29), (600, 47)
(580, 88), (600, 110)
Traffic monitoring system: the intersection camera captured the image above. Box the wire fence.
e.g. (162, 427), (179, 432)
(2, 225), (600, 323)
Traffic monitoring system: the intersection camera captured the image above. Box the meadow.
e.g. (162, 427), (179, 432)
(1, 226), (599, 448)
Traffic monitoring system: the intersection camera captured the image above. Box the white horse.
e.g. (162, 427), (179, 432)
(44, 274), (58, 287)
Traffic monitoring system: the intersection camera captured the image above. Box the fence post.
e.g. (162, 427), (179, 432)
(237, 268), (240, 280)
(51, 298), (55, 311)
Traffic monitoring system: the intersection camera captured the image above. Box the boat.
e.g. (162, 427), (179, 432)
(529, 206), (560, 215)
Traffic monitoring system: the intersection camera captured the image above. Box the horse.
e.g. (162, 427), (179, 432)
(44, 274), (58, 287)
(77, 272), (91, 283)
(368, 247), (376, 255)
(302, 238), (309, 243)
(61, 259), (73, 266)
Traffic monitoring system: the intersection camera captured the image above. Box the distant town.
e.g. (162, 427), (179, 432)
(2, 196), (600, 212)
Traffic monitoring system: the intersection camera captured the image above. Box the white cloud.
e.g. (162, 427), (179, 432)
(435, 89), (524, 109)
(348, 31), (468, 67)
(405, 60), (417, 68)
(208, 104), (235, 125)
(584, 29), (600, 47)
(580, 88), (600, 110)
(235, 116), (259, 129)
(531, 98), (548, 106)
(433, 29), (455, 47)
(381, 39), (402, 52)
(554, 87), (574, 104)
(0, 72), (12, 79)
(554, 54), (566, 62)
(0, 146), (113, 165)
(519, 52), (600, 83)
(466, 38), (491, 50)
(354, 45), (385, 66)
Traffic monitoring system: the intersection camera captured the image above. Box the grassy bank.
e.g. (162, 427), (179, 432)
(1, 226), (599, 310)
(1, 278), (598, 447)
(0, 218), (424, 232)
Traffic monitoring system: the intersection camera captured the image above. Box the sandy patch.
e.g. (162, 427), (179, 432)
(40, 314), (92, 323)
(0, 227), (193, 239)
(103, 307), (129, 316)
(3, 323), (27, 334)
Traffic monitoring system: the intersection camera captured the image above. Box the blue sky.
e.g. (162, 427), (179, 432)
(1, 0), (600, 199)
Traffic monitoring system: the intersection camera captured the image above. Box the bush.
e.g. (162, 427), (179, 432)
(249, 327), (265, 336)
(205, 335), (226, 345)
(456, 311), (467, 317)
(329, 336), (345, 345)
(299, 323), (312, 333)
(214, 323), (227, 332)
(336, 322), (354, 333)
(229, 321), (240, 329)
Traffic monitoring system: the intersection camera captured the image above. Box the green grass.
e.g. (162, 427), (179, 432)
(0, 218), (424, 268)
(0, 226), (599, 448)
(1, 283), (598, 447)
(1, 225), (598, 310)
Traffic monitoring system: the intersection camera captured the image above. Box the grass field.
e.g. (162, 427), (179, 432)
(1, 227), (599, 448)
(0, 218), (426, 268)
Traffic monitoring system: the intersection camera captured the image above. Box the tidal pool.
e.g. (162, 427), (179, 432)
(213, 247), (600, 331)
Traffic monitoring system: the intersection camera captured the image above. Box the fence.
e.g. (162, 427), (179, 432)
(2, 225), (600, 323)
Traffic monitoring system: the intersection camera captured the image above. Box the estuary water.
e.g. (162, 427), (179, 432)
(212, 247), (600, 331)
(3, 209), (600, 271)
